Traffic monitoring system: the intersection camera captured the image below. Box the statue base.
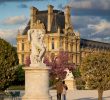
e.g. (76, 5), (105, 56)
(65, 78), (76, 90)
(22, 66), (51, 100)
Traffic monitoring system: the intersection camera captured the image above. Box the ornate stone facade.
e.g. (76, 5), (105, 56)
(17, 5), (80, 66)
(16, 5), (110, 66)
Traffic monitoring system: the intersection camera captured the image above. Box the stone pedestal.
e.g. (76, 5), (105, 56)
(22, 66), (51, 100)
(65, 69), (76, 90)
(65, 78), (76, 90)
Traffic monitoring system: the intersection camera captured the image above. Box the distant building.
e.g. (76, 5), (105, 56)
(80, 39), (110, 60)
(16, 5), (110, 66)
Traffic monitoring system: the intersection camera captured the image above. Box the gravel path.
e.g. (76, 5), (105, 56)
(50, 90), (110, 100)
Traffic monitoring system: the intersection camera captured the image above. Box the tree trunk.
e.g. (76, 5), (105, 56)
(98, 89), (103, 100)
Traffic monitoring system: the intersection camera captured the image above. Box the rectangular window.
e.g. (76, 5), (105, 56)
(22, 43), (24, 51)
(21, 54), (24, 64)
(52, 42), (54, 49)
(60, 38), (63, 47)
(52, 38), (54, 49)
(70, 45), (73, 52)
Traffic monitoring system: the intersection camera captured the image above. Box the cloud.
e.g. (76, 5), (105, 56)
(72, 16), (101, 29)
(69, 0), (110, 10)
(0, 24), (26, 45)
(69, 0), (91, 9)
(0, 15), (28, 45)
(0, 29), (17, 45)
(17, 4), (28, 8)
(0, 0), (46, 3)
(0, 15), (28, 25)
(88, 20), (110, 34)
(69, 0), (110, 43)
(72, 16), (110, 43)
(57, 4), (64, 9)
(68, 0), (110, 16)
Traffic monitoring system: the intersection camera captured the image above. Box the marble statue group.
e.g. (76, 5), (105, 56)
(28, 29), (46, 66)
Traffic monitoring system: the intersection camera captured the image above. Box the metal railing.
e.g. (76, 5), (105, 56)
(1, 90), (58, 100)
(0, 95), (21, 100)
(1, 95), (57, 100)
(0, 91), (21, 100)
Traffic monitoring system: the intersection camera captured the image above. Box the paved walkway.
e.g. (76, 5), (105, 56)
(50, 90), (110, 100)
(6, 90), (110, 100)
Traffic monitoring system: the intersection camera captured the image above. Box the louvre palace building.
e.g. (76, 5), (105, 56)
(16, 5), (110, 66)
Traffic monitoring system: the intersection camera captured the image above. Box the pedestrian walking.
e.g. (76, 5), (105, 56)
(62, 81), (68, 100)
(56, 80), (63, 100)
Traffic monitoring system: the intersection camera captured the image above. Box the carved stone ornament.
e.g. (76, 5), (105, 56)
(65, 23), (75, 36)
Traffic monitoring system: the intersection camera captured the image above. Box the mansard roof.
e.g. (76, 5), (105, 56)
(80, 38), (110, 50)
(22, 10), (65, 35)
(22, 21), (30, 35)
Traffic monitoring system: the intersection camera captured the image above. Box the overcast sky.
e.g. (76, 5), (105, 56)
(0, 0), (110, 45)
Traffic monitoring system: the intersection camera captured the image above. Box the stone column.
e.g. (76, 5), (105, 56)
(22, 66), (51, 100)
(47, 5), (53, 32)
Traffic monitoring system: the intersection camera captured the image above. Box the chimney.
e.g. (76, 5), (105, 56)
(30, 6), (38, 28)
(64, 6), (71, 28)
(47, 5), (54, 32)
